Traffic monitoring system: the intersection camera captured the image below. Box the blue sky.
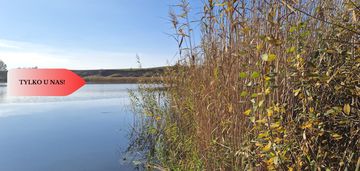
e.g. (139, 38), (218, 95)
(0, 0), (200, 69)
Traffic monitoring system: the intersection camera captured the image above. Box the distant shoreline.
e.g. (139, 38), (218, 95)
(84, 76), (162, 84)
(0, 67), (167, 84)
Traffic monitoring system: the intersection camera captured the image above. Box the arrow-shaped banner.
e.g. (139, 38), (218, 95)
(8, 69), (85, 96)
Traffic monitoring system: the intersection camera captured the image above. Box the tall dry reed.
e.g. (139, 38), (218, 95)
(129, 0), (360, 170)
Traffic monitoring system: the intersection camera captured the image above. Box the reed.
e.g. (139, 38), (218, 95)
(129, 0), (359, 170)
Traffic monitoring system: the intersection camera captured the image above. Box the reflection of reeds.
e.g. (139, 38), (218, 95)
(129, 0), (359, 170)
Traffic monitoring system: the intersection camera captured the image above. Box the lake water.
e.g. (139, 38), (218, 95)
(0, 84), (140, 171)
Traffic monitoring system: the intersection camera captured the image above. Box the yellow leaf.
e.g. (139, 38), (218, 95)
(309, 107), (314, 113)
(265, 88), (271, 95)
(286, 46), (296, 53)
(293, 88), (301, 96)
(258, 131), (269, 138)
(266, 157), (274, 165)
(332, 133), (342, 140)
(242, 26), (250, 34)
(267, 109), (274, 117)
(249, 116), (255, 123)
(240, 91), (248, 97)
(274, 137), (282, 143)
(258, 100), (264, 107)
(344, 104), (350, 114)
(270, 122), (280, 129)
(268, 54), (277, 61)
(301, 121), (312, 129)
(261, 53), (276, 62)
(244, 109), (251, 116)
(251, 72), (260, 79)
(274, 106), (280, 112)
(256, 118), (267, 124)
(261, 141), (272, 152)
(239, 72), (247, 78)
(289, 26), (297, 33)
(261, 54), (269, 61)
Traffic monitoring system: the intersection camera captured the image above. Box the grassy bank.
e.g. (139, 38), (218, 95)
(129, 0), (359, 170)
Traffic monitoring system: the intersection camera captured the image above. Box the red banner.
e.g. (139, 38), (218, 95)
(8, 69), (85, 96)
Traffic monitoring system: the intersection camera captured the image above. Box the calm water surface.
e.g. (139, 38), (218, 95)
(0, 83), (140, 171)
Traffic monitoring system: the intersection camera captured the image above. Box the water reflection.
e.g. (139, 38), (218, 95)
(0, 83), (138, 104)
(0, 84), (141, 171)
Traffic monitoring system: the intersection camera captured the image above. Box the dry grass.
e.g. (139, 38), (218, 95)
(129, 0), (360, 170)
